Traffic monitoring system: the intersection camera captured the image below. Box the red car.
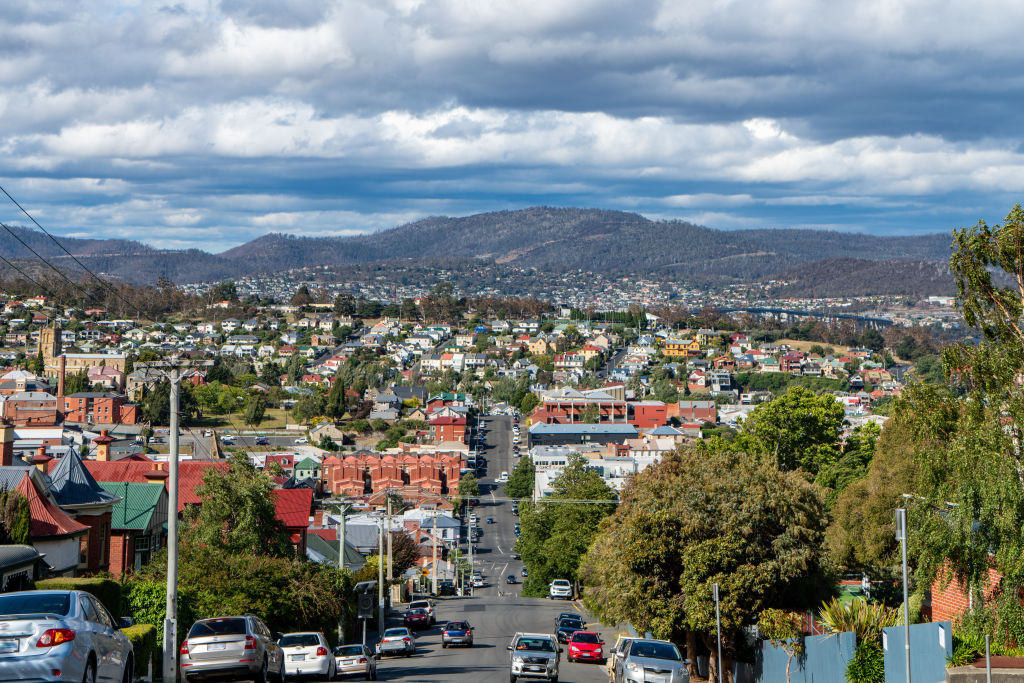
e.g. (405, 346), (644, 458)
(567, 631), (605, 663)
(403, 608), (431, 630)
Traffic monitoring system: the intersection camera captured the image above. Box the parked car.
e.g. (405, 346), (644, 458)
(437, 581), (457, 596)
(333, 643), (377, 680)
(506, 574), (517, 584)
(567, 631), (605, 664)
(522, 567), (528, 577)
(0, 590), (134, 683)
(220, 435), (235, 444)
(607, 635), (636, 683)
(613, 638), (689, 683)
(408, 599), (436, 625)
(441, 621), (474, 648)
(555, 617), (585, 643)
(403, 608), (431, 630)
(180, 614), (285, 683)
(278, 631), (335, 680)
(507, 632), (561, 682)
(549, 579), (572, 600)
(294, 437), (308, 444)
(472, 577), (486, 588)
(377, 627), (415, 657)
(255, 436), (269, 445)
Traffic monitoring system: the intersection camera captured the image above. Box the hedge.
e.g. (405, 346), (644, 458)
(35, 577), (122, 619)
(122, 624), (158, 678)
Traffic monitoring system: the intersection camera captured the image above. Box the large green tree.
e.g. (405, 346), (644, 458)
(243, 394), (266, 427)
(581, 446), (829, 682)
(738, 385), (845, 474)
(516, 454), (617, 597)
(505, 454), (535, 499)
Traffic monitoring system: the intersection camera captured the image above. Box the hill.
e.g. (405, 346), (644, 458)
(765, 258), (956, 297)
(0, 208), (955, 291)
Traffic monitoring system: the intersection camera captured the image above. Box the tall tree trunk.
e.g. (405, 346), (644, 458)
(685, 631), (698, 677)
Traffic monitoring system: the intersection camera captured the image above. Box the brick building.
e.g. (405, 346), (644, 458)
(430, 416), (467, 444)
(628, 401), (668, 429)
(63, 392), (139, 425)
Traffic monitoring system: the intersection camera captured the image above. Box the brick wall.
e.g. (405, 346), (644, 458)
(108, 534), (135, 577)
(930, 565), (1001, 623)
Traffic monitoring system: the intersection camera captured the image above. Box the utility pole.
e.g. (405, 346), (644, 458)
(337, 507), (347, 644)
(162, 369), (181, 683)
(377, 515), (385, 639)
(386, 496), (393, 584)
(431, 511), (438, 595)
(896, 508), (911, 683)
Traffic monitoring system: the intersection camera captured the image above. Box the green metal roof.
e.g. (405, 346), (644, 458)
(98, 481), (164, 531)
(294, 457), (319, 470)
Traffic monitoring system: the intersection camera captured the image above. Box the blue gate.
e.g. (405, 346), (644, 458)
(756, 631), (856, 683)
(882, 621), (952, 683)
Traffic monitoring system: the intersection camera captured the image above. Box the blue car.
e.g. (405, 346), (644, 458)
(441, 621), (474, 648)
(521, 567), (528, 577)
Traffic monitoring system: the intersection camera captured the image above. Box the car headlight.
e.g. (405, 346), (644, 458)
(626, 661), (641, 673)
(512, 656), (525, 665)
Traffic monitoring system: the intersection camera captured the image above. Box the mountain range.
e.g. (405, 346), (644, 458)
(0, 207), (957, 294)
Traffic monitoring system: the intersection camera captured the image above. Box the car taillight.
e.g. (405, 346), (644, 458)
(316, 646), (328, 656)
(180, 641), (189, 655)
(36, 629), (75, 647)
(357, 657), (367, 664)
(244, 636), (256, 650)
(402, 637), (410, 642)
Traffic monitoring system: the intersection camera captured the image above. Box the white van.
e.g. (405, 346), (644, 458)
(498, 471), (509, 482)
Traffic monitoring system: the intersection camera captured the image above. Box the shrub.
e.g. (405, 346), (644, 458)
(36, 577), (121, 619)
(846, 642), (884, 683)
(122, 624), (158, 677)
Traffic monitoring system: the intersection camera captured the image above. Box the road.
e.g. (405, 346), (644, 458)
(354, 414), (613, 682)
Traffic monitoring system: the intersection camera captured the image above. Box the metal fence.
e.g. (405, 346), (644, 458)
(755, 631), (857, 683)
(882, 621), (952, 683)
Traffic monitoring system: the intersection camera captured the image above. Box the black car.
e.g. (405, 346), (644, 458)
(506, 574), (517, 584)
(556, 618), (585, 643)
(555, 612), (585, 627)
(438, 580), (457, 596)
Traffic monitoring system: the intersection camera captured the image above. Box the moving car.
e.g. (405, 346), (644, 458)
(472, 577), (486, 588)
(181, 614), (285, 683)
(613, 638), (689, 683)
(498, 471), (509, 482)
(554, 612), (585, 627)
(486, 517), (496, 524)
(403, 608), (430, 630)
(507, 632), (561, 682)
(549, 579), (572, 600)
(377, 627), (415, 657)
(567, 631), (605, 664)
(407, 599), (436, 625)
(255, 436), (270, 445)
(294, 437), (308, 444)
(607, 635), (636, 683)
(441, 621), (474, 648)
(506, 574), (517, 584)
(555, 617), (585, 643)
(0, 590), (135, 683)
(522, 567), (528, 577)
(333, 643), (377, 680)
(278, 632), (335, 680)
(220, 435), (235, 444)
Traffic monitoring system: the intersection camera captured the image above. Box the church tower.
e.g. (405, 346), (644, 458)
(38, 325), (62, 376)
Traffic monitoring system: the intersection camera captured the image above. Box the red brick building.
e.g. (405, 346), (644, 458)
(628, 401), (668, 429)
(63, 392), (139, 425)
(430, 416), (467, 444)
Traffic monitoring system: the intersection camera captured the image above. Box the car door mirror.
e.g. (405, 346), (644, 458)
(507, 645), (513, 650)
(274, 632), (284, 641)
(558, 647), (564, 653)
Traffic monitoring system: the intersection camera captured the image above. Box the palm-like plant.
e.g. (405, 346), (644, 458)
(817, 598), (901, 646)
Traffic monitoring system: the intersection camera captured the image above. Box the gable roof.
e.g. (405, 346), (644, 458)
(270, 488), (313, 528)
(14, 472), (88, 539)
(48, 449), (120, 508)
(98, 481), (165, 531)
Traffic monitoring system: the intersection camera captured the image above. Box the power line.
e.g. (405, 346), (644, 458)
(0, 184), (140, 316)
(0, 220), (95, 305)
(0, 252), (62, 303)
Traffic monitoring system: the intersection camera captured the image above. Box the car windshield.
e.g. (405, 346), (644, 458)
(384, 628), (408, 637)
(630, 641), (681, 661)
(408, 609), (426, 615)
(572, 633), (600, 644)
(552, 581), (569, 587)
(445, 623), (468, 630)
(0, 593), (71, 616)
(559, 619), (583, 628)
(410, 602), (429, 609)
(517, 638), (555, 652)
(189, 618), (247, 637)
(279, 634), (320, 647)
(335, 645), (363, 657)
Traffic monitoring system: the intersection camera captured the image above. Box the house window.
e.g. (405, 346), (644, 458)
(79, 536), (89, 566)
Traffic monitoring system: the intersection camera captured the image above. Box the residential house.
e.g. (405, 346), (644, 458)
(99, 481), (167, 576)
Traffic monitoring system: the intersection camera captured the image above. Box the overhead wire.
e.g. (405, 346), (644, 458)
(0, 184), (141, 317)
(0, 219), (95, 305)
(0, 251), (63, 302)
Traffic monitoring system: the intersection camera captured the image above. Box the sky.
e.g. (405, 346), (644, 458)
(1, 0), (1023, 252)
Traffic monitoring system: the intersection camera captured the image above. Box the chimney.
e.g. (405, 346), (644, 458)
(144, 462), (169, 482)
(33, 445), (52, 473)
(57, 356), (66, 398)
(0, 419), (13, 467)
(92, 429), (114, 462)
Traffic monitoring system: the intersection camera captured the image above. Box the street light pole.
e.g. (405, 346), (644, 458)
(377, 515), (385, 639)
(713, 583), (723, 683)
(431, 511), (438, 596)
(162, 370), (180, 683)
(896, 508), (911, 683)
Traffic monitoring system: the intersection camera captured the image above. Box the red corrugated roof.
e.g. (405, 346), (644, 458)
(16, 473), (88, 538)
(271, 489), (313, 528)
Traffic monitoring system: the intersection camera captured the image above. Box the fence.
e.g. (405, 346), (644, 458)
(882, 620), (952, 683)
(754, 631), (856, 683)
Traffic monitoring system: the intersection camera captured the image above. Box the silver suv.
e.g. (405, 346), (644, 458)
(507, 632), (561, 682)
(180, 615), (286, 683)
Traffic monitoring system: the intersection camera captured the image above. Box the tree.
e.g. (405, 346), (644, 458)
(141, 379), (197, 426)
(517, 454), (617, 597)
(758, 609), (804, 683)
(243, 394), (266, 427)
(388, 531), (421, 578)
(519, 392), (539, 415)
(814, 422), (881, 508)
(457, 472), (480, 500)
(182, 453), (291, 557)
(581, 403), (600, 424)
(291, 285), (313, 307)
(0, 488), (30, 545)
(581, 446), (830, 682)
(505, 454), (535, 500)
(738, 386), (845, 474)
(64, 370), (91, 396)
(325, 379), (347, 419)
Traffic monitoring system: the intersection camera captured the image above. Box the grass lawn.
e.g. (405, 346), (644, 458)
(776, 339), (855, 356)
(192, 407), (295, 431)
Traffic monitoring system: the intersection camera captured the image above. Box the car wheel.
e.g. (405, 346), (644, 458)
(122, 657), (133, 683)
(442, 642), (448, 648)
(510, 675), (517, 683)
(83, 659), (96, 683)
(365, 669), (372, 682)
(254, 658), (268, 683)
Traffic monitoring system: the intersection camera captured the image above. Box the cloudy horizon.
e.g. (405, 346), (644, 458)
(1, 0), (1022, 252)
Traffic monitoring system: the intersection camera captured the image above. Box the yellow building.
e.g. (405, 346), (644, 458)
(663, 339), (702, 357)
(528, 337), (552, 356)
(38, 325), (127, 378)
